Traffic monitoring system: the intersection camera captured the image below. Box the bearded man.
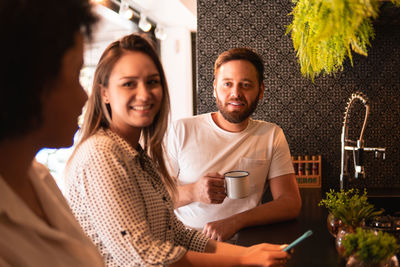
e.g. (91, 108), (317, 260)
(165, 48), (301, 241)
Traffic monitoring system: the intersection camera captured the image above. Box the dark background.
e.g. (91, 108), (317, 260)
(196, 0), (400, 191)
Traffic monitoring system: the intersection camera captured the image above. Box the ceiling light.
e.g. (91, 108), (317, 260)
(119, 0), (134, 20)
(138, 14), (152, 32)
(155, 25), (167, 40)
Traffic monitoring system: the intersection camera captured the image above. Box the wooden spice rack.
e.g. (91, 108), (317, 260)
(292, 155), (321, 188)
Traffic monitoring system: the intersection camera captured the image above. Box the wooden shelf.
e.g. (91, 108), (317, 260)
(292, 155), (321, 188)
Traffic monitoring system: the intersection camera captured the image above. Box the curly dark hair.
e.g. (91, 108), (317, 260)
(0, 0), (97, 141)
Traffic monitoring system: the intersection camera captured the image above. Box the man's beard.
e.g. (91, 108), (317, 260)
(216, 95), (259, 124)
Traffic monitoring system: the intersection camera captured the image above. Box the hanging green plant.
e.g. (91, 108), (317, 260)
(286, 0), (400, 81)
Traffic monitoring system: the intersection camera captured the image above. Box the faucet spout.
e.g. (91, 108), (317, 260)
(342, 92), (370, 146)
(340, 92), (379, 189)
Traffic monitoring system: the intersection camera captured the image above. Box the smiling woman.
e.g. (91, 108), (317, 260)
(66, 33), (173, 195)
(101, 51), (163, 132)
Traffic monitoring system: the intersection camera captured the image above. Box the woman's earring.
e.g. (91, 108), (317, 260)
(100, 85), (110, 104)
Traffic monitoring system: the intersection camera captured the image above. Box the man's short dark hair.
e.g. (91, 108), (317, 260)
(214, 48), (265, 84)
(0, 0), (97, 141)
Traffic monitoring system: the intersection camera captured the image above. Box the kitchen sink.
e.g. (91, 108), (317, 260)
(367, 191), (400, 214)
(365, 192), (400, 246)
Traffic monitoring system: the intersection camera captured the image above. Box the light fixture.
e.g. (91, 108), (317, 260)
(138, 14), (152, 32)
(119, 0), (134, 20)
(155, 25), (167, 40)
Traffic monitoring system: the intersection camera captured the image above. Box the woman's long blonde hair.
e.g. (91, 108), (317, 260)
(72, 33), (176, 197)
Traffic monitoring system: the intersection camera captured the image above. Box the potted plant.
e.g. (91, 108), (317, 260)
(319, 188), (384, 255)
(342, 227), (399, 267)
(319, 189), (383, 236)
(286, 0), (400, 81)
(319, 188), (353, 237)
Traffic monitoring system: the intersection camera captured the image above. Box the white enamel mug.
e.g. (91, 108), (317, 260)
(224, 170), (250, 199)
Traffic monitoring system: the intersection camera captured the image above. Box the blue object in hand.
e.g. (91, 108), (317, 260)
(283, 230), (313, 252)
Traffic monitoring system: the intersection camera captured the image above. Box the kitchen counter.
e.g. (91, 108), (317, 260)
(235, 188), (346, 267)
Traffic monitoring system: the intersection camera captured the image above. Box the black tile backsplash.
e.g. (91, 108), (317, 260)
(197, 0), (400, 191)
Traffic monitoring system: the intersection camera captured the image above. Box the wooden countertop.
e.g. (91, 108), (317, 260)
(235, 188), (346, 267)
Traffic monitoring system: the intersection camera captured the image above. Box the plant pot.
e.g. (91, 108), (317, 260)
(327, 212), (342, 237)
(346, 255), (399, 267)
(336, 226), (355, 257)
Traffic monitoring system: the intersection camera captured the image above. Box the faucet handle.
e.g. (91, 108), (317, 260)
(369, 148), (386, 160)
(355, 165), (365, 179)
(354, 148), (365, 179)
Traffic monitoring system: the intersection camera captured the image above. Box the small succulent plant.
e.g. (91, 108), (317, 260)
(319, 188), (383, 228)
(342, 227), (399, 264)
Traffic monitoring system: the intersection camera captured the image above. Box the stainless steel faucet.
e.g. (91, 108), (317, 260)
(339, 92), (386, 190)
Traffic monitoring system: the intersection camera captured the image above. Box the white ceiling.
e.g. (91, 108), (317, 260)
(84, 4), (135, 66)
(84, 0), (196, 67)
(128, 0), (197, 31)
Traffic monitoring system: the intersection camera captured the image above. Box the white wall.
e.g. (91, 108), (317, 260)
(130, 0), (196, 122)
(85, 5), (136, 66)
(161, 27), (194, 122)
(82, 4), (136, 93)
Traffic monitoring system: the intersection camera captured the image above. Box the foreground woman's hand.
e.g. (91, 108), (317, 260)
(240, 243), (289, 267)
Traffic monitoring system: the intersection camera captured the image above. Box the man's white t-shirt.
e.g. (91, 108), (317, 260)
(165, 113), (294, 230)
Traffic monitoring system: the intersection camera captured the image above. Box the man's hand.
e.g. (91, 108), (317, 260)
(202, 216), (241, 241)
(193, 172), (226, 204)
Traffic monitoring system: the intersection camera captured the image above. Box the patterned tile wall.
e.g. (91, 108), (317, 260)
(197, 0), (400, 191)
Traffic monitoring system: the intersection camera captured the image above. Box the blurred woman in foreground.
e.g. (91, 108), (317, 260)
(0, 0), (104, 266)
